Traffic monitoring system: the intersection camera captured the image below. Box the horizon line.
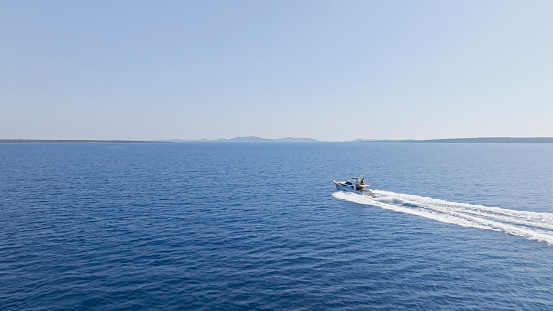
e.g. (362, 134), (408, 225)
(3, 136), (553, 143)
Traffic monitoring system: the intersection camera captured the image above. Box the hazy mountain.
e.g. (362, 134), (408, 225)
(163, 136), (319, 143)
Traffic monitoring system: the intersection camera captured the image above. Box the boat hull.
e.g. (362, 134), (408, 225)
(334, 181), (375, 197)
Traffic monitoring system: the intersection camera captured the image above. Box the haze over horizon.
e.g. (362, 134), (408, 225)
(2, 1), (553, 141)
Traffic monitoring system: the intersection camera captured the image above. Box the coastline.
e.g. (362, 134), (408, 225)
(0, 139), (171, 144)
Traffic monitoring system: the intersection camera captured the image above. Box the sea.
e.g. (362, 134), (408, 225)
(1, 142), (553, 310)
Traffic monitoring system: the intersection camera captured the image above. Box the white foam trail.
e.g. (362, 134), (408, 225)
(333, 190), (553, 246)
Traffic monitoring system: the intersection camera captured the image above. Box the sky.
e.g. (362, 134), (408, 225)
(1, 0), (553, 141)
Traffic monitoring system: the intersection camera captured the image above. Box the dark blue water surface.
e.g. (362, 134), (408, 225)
(1, 143), (553, 310)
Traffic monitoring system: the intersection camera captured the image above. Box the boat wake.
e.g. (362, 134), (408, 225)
(333, 190), (553, 246)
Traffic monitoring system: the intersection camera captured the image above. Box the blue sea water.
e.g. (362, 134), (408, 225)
(1, 142), (553, 310)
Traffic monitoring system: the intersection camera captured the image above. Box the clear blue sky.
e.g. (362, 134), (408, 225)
(2, 0), (552, 141)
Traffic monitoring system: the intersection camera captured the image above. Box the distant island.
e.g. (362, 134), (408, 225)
(3, 137), (553, 144)
(169, 136), (319, 143)
(0, 137), (318, 143)
(0, 139), (169, 144)
(185, 136), (553, 143)
(358, 137), (553, 143)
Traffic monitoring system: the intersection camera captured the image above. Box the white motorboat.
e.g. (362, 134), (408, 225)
(333, 175), (375, 197)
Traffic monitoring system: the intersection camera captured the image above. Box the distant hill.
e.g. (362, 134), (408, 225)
(172, 136), (319, 143)
(273, 137), (320, 143)
(357, 137), (553, 143)
(215, 136), (273, 142)
(6, 137), (551, 144)
(0, 139), (168, 144)
(414, 137), (553, 143)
